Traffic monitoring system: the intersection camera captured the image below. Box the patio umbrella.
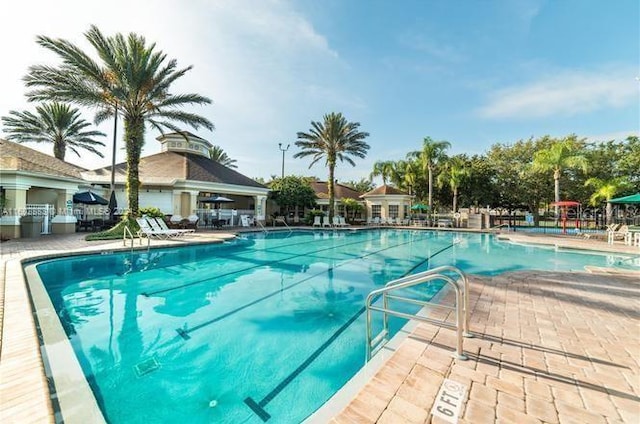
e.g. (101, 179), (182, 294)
(107, 191), (118, 220)
(73, 191), (109, 205)
(411, 203), (429, 211)
(200, 195), (234, 204)
(608, 193), (640, 204)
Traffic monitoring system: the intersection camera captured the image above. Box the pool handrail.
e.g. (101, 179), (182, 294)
(365, 265), (472, 362)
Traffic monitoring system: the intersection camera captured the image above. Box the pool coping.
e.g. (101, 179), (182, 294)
(1, 228), (638, 423)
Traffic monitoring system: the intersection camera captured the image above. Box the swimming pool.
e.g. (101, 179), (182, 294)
(27, 229), (631, 423)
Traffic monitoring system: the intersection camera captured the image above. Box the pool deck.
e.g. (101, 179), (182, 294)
(0, 228), (638, 423)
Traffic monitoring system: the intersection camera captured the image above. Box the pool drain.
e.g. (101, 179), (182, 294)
(209, 400), (218, 408)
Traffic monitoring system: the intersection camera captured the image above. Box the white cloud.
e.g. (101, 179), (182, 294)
(0, 0), (356, 179)
(478, 67), (639, 119)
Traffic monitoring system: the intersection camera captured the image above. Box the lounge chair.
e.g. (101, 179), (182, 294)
(333, 216), (341, 227)
(339, 216), (350, 227)
(312, 216), (322, 227)
(136, 218), (180, 239)
(322, 216), (332, 228)
(240, 215), (254, 227)
(154, 217), (194, 236)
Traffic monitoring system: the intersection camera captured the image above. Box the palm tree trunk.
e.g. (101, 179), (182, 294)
(53, 137), (65, 160)
(605, 202), (613, 226)
(124, 117), (145, 217)
(554, 168), (560, 224)
(453, 186), (458, 214)
(428, 165), (433, 210)
(328, 163), (335, 220)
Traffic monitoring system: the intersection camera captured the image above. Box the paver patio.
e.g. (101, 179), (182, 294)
(1, 230), (638, 423)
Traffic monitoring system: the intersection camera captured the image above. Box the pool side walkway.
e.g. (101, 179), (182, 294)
(0, 229), (638, 423)
(329, 233), (640, 424)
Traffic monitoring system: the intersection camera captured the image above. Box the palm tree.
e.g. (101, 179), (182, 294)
(370, 160), (396, 185)
(294, 112), (370, 220)
(437, 156), (470, 213)
(532, 136), (588, 210)
(2, 102), (105, 161)
(23, 25), (213, 217)
(585, 177), (631, 226)
(408, 137), (451, 211)
(208, 145), (237, 169)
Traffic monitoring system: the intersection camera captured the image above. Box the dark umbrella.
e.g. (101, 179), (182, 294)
(108, 191), (118, 220)
(73, 191), (109, 205)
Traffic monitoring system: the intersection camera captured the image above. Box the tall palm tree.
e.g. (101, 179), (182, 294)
(2, 102), (105, 161)
(23, 25), (213, 217)
(208, 145), (237, 169)
(437, 156), (470, 213)
(370, 160), (396, 185)
(585, 177), (631, 226)
(408, 137), (451, 210)
(294, 112), (370, 220)
(532, 136), (588, 218)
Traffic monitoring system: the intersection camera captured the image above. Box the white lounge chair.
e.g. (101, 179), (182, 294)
(332, 216), (341, 227)
(136, 218), (179, 239)
(322, 216), (332, 228)
(312, 216), (322, 227)
(154, 217), (194, 236)
(339, 216), (350, 227)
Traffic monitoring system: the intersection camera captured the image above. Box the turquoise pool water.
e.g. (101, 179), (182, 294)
(32, 230), (631, 423)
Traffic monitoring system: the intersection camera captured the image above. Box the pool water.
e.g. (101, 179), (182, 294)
(32, 230), (631, 423)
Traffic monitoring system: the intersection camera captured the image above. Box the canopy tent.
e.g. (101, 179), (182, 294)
(411, 203), (429, 211)
(608, 193), (640, 204)
(73, 191), (108, 205)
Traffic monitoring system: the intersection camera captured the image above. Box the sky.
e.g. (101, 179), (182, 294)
(1, 0), (638, 184)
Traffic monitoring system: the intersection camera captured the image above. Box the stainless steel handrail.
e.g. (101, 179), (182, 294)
(365, 266), (471, 361)
(275, 217), (293, 232)
(490, 223), (511, 232)
(384, 265), (472, 337)
(255, 220), (268, 233)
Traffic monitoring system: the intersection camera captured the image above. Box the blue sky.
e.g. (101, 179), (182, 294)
(1, 0), (638, 183)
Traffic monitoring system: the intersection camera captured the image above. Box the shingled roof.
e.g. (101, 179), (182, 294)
(361, 184), (408, 197)
(309, 181), (363, 200)
(86, 151), (266, 188)
(0, 139), (86, 180)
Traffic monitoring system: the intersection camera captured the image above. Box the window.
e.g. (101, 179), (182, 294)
(389, 205), (399, 218)
(372, 205), (381, 218)
(404, 205), (409, 217)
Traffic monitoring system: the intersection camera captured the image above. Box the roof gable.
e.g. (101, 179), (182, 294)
(361, 184), (408, 197)
(310, 181), (363, 200)
(0, 139), (86, 180)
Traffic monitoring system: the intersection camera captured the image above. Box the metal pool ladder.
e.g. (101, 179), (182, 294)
(365, 265), (472, 362)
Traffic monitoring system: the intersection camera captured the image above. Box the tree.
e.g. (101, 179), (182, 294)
(294, 112), (370, 220)
(370, 160), (396, 185)
(532, 135), (588, 211)
(2, 102), (105, 161)
(585, 177), (631, 225)
(23, 25), (213, 217)
(341, 198), (364, 221)
(268, 176), (317, 219)
(486, 138), (551, 225)
(344, 178), (375, 194)
(208, 145), (237, 169)
(408, 137), (451, 211)
(437, 156), (470, 213)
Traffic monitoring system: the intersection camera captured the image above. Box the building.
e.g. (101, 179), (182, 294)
(360, 185), (412, 220)
(309, 181), (366, 219)
(0, 132), (269, 238)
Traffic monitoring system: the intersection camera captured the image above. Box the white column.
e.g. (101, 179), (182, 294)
(255, 195), (267, 221)
(51, 189), (77, 234)
(0, 184), (30, 239)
